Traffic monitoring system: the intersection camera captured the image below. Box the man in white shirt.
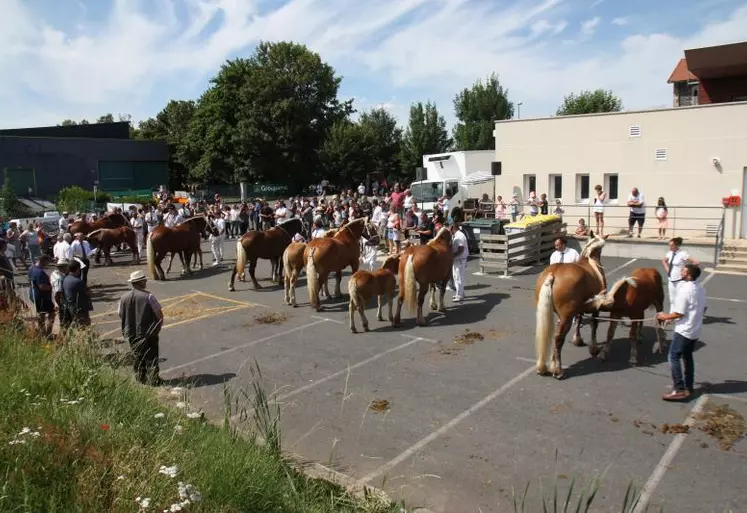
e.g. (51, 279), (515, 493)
(627, 187), (646, 238)
(656, 264), (706, 401)
(549, 237), (580, 265)
(662, 236), (698, 308)
(210, 213), (226, 266)
(58, 212), (69, 233)
(130, 212), (145, 250)
(450, 222), (468, 302)
(53, 233), (73, 262)
(70, 233), (93, 285)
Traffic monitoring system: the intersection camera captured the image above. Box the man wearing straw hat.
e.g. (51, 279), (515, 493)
(118, 270), (164, 386)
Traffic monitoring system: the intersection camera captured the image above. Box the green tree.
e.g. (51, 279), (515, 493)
(400, 101), (452, 179)
(56, 186), (110, 213)
(96, 113), (115, 123)
(556, 89), (623, 116)
(319, 119), (371, 185)
(453, 73), (513, 150)
(0, 172), (29, 218)
(358, 108), (402, 180)
(137, 100), (197, 189)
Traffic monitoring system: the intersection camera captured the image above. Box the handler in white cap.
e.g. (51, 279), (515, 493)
(118, 270), (164, 386)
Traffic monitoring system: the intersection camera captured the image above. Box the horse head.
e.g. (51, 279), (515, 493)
(180, 215), (210, 236)
(340, 217), (367, 240)
(580, 230), (608, 262)
(381, 254), (401, 274)
(278, 218), (304, 239)
(428, 226), (453, 248)
(105, 212), (128, 228)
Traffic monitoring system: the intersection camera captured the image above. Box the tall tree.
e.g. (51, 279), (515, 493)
(138, 100), (197, 189)
(358, 108), (402, 180)
(319, 119), (371, 185)
(400, 101), (451, 179)
(0, 171), (28, 218)
(556, 89), (623, 116)
(96, 113), (115, 123)
(453, 73), (513, 150)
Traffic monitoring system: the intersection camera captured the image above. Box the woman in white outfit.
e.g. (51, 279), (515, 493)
(593, 184), (606, 236)
(663, 237), (698, 308)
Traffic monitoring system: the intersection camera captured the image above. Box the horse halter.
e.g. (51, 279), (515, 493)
(275, 220), (296, 242)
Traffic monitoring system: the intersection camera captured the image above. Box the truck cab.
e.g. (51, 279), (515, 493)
(409, 179), (464, 214)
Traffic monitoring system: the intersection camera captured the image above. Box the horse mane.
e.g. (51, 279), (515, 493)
(580, 236), (605, 258)
(177, 216), (205, 225)
(381, 255), (398, 268)
(428, 226), (451, 246)
(106, 212), (128, 224)
(87, 228), (105, 239)
(278, 217), (302, 227)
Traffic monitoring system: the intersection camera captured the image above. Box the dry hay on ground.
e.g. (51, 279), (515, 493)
(162, 296), (217, 318)
(254, 311), (287, 325)
(694, 404), (747, 451)
(660, 423), (690, 435)
(369, 399), (390, 413)
(454, 330), (484, 345)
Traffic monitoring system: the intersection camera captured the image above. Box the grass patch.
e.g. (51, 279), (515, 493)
(0, 319), (401, 513)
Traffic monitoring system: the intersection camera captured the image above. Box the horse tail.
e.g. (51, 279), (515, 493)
(282, 246), (291, 279)
(535, 273), (555, 374)
(403, 254), (417, 313)
(347, 273), (359, 309)
(306, 248), (318, 306)
(235, 238), (246, 276)
(146, 232), (157, 279)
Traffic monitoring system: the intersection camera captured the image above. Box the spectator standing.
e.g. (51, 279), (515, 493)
(386, 208), (402, 255)
(28, 255), (55, 337)
(51, 258), (70, 329)
(539, 193), (549, 215)
(389, 184), (406, 217)
(627, 187), (646, 238)
(357, 182), (366, 196)
(494, 196), (507, 220)
(656, 264), (706, 401)
(527, 191), (539, 216)
(62, 259), (92, 327)
(450, 222), (468, 302)
(656, 197), (669, 240)
(509, 194), (520, 222)
(119, 270), (164, 386)
(210, 212), (226, 266)
(58, 212), (70, 233)
(593, 185), (606, 236)
(663, 237), (699, 308)
(130, 212), (144, 250)
(70, 233), (93, 285)
(553, 199), (565, 216)
(53, 233), (73, 262)
(0, 240), (14, 284)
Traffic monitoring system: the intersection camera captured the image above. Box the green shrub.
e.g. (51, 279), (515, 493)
(56, 186), (111, 213)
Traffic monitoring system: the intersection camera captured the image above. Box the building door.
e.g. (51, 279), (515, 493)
(742, 167), (747, 238)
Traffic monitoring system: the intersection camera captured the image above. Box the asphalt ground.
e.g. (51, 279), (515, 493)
(49, 240), (747, 513)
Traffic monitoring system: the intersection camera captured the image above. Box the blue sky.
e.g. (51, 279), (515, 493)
(1, 0), (746, 130)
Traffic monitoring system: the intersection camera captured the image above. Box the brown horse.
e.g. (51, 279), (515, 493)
(69, 213), (128, 235)
(586, 267), (667, 365)
(305, 217), (368, 310)
(281, 229), (337, 307)
(87, 227), (139, 265)
(229, 218), (304, 292)
(164, 217), (212, 274)
(534, 232), (610, 379)
(394, 226), (453, 326)
(348, 254), (400, 333)
(147, 216), (212, 280)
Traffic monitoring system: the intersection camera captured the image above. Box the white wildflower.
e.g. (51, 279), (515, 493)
(174, 425), (183, 434)
(30, 431), (41, 438)
(78, 397), (85, 401)
(19, 388), (26, 393)
(177, 482), (202, 503)
(8, 439), (26, 445)
(31, 402), (41, 406)
(158, 465), (179, 478)
(135, 496), (151, 509)
(154, 412), (166, 419)
(116, 475), (126, 481)
(168, 504), (183, 512)
(24, 392), (31, 397)
(60, 398), (68, 402)
(185, 412), (201, 419)
(175, 401), (187, 409)
(65, 400), (80, 405)
(18, 427), (31, 436)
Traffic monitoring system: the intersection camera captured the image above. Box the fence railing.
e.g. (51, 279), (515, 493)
(713, 208), (727, 268)
(472, 203), (728, 240)
(479, 220), (566, 276)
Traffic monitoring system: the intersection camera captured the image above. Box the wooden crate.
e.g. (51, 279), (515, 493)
(479, 221), (566, 276)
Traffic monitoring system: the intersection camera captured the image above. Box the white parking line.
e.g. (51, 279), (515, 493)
(161, 319), (330, 374)
(359, 365), (535, 485)
(705, 296), (747, 303)
(701, 269), (716, 286)
(607, 258), (638, 276)
(276, 335), (432, 403)
(632, 394), (709, 513)
(310, 315), (345, 324)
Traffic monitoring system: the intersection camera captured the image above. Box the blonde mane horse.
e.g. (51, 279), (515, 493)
(394, 226), (453, 326)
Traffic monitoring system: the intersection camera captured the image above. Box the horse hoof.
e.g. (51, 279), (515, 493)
(350, 328), (358, 334)
(437, 308), (446, 313)
(553, 372), (566, 380)
(363, 326), (370, 332)
(572, 338), (586, 347)
(536, 367), (550, 376)
(253, 284), (262, 290)
(629, 358), (639, 366)
(588, 345), (600, 358)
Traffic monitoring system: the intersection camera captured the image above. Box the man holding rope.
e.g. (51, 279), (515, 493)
(656, 263), (706, 401)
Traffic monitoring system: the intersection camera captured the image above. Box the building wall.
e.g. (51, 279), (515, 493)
(699, 75), (747, 104)
(493, 102), (747, 239)
(0, 136), (169, 198)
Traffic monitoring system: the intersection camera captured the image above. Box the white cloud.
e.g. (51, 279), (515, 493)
(580, 16), (601, 36)
(611, 17), (629, 26)
(1, 0), (747, 129)
(590, 0), (605, 7)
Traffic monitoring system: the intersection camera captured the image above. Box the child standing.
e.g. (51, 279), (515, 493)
(656, 197), (669, 240)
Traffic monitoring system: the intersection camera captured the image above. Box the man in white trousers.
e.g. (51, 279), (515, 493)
(210, 212), (226, 266)
(450, 222), (468, 302)
(130, 211), (144, 251)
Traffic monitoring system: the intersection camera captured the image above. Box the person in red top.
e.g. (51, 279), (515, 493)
(389, 183), (406, 216)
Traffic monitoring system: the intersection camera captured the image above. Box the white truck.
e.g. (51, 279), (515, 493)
(410, 150), (495, 213)
(10, 211), (62, 234)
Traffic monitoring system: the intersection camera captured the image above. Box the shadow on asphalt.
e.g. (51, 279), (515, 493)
(703, 314), (736, 326)
(701, 379), (747, 396)
(399, 291), (511, 328)
(163, 373), (237, 388)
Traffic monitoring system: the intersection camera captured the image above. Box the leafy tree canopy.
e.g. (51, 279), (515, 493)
(400, 101), (451, 180)
(453, 73), (513, 150)
(556, 89), (623, 116)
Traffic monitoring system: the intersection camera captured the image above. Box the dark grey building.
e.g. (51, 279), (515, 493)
(0, 122), (169, 199)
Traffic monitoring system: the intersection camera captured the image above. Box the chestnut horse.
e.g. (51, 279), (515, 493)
(87, 227), (139, 265)
(534, 232), (609, 379)
(229, 218), (304, 292)
(586, 267), (667, 365)
(348, 254), (400, 333)
(69, 213), (128, 236)
(147, 216), (212, 280)
(305, 217), (368, 310)
(394, 226), (453, 326)
(164, 217), (212, 274)
(281, 229), (337, 307)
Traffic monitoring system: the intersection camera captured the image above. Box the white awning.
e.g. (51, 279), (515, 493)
(461, 170), (493, 185)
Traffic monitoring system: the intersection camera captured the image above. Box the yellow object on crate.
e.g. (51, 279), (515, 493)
(504, 214), (561, 230)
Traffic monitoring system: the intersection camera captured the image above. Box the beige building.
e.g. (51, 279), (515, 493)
(492, 101), (747, 240)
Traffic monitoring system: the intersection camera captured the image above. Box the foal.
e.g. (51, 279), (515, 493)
(348, 255), (400, 333)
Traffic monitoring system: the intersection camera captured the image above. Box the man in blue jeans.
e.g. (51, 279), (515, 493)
(656, 263), (706, 401)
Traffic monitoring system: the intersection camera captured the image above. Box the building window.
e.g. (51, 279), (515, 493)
(549, 174), (563, 200)
(604, 173), (619, 200)
(523, 174), (536, 197)
(576, 174), (590, 201)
